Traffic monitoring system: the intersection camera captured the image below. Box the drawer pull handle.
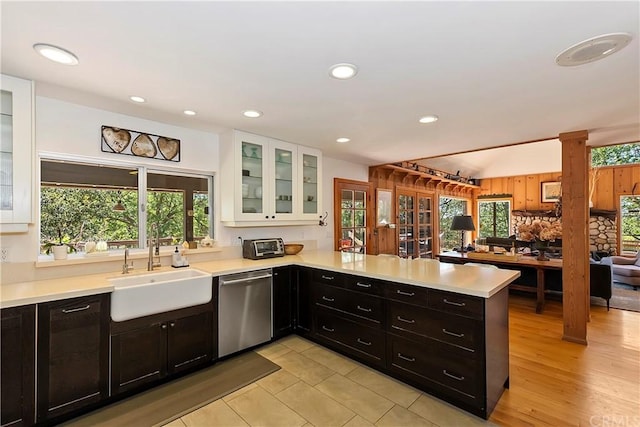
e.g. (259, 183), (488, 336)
(443, 298), (466, 307)
(62, 305), (90, 314)
(321, 275), (335, 281)
(357, 305), (372, 312)
(397, 316), (415, 324)
(357, 338), (372, 346)
(396, 290), (415, 297)
(397, 353), (415, 362)
(442, 328), (465, 338)
(443, 370), (465, 381)
(322, 326), (335, 332)
(356, 282), (372, 288)
(322, 296), (335, 302)
(161, 324), (167, 329)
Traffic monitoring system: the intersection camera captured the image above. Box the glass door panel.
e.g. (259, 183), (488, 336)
(241, 141), (263, 215)
(302, 153), (318, 214)
(339, 189), (367, 253)
(274, 148), (293, 214)
(417, 194), (433, 258)
(1, 90), (13, 210)
(397, 193), (415, 258)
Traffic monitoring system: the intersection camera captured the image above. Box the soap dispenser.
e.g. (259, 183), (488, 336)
(172, 247), (181, 267)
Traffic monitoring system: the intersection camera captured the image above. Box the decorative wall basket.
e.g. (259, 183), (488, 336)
(101, 126), (181, 162)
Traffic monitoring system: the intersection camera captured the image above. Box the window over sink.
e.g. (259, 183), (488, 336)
(39, 157), (213, 256)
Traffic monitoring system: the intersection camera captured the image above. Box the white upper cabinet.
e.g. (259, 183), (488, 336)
(297, 146), (322, 220)
(0, 75), (34, 233)
(220, 130), (322, 227)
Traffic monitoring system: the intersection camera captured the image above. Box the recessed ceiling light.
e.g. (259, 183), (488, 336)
(556, 32), (633, 66)
(329, 63), (358, 79)
(183, 110), (196, 116)
(130, 96), (145, 103)
(419, 115), (439, 124)
(243, 110), (263, 118)
(336, 137), (350, 143)
(33, 43), (79, 65)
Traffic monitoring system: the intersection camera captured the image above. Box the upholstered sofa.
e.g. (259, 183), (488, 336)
(601, 253), (640, 288)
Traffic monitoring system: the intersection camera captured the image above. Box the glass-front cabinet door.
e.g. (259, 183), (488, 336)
(298, 146), (322, 220)
(240, 139), (267, 219)
(270, 140), (297, 219)
(0, 74), (33, 232)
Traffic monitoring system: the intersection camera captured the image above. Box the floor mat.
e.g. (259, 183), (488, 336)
(592, 283), (640, 312)
(63, 351), (280, 427)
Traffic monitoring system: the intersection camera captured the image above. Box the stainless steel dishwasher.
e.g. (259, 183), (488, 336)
(218, 268), (273, 357)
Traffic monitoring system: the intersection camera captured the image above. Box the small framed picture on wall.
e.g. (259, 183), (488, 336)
(541, 181), (562, 202)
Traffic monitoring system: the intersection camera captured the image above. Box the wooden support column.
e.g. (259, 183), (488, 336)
(559, 130), (589, 345)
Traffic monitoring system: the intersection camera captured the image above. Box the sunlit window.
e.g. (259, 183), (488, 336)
(40, 159), (213, 255)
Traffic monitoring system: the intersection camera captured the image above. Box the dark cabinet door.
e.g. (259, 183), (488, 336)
(1, 305), (35, 427)
(111, 321), (167, 395)
(272, 266), (293, 338)
(167, 311), (213, 375)
(37, 294), (109, 422)
(295, 268), (312, 333)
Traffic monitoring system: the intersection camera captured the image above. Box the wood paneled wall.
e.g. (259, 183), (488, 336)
(369, 167), (476, 256)
(478, 164), (640, 211)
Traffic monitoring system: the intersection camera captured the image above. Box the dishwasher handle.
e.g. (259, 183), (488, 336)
(220, 273), (272, 285)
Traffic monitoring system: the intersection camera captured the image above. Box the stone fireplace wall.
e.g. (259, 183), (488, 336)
(511, 212), (617, 255)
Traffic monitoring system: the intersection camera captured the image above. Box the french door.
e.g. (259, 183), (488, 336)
(397, 188), (433, 259)
(334, 179), (372, 253)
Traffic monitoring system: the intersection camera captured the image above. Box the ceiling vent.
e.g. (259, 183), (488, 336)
(556, 32), (632, 66)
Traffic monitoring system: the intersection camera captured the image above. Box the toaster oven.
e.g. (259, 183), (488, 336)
(242, 238), (285, 259)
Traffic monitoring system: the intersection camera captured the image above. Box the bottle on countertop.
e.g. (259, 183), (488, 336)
(172, 247), (181, 267)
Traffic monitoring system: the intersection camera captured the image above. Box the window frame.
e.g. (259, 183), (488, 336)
(476, 197), (512, 238)
(38, 152), (215, 257)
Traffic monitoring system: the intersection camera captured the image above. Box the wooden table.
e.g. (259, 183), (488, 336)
(437, 251), (563, 313)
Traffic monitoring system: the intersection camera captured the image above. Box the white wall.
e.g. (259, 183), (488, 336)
(1, 96), (369, 269)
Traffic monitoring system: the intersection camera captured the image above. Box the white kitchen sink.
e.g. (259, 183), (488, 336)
(109, 268), (212, 322)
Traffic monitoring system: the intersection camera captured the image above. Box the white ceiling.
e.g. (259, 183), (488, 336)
(2, 1), (639, 169)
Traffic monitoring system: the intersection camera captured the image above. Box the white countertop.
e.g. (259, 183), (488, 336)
(0, 250), (520, 308)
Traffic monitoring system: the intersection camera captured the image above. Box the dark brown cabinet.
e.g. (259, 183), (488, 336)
(308, 271), (386, 368)
(273, 266), (294, 339)
(300, 270), (509, 420)
(37, 294), (110, 423)
(110, 304), (213, 396)
(294, 267), (312, 334)
(1, 305), (35, 427)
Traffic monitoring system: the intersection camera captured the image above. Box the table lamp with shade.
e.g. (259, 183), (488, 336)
(451, 215), (475, 254)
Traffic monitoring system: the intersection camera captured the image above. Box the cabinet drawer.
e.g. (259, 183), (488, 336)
(312, 284), (383, 325)
(313, 269), (345, 286)
(315, 310), (385, 365)
(428, 290), (484, 320)
(344, 275), (383, 296)
(388, 302), (480, 353)
(384, 282), (428, 307)
(388, 335), (481, 402)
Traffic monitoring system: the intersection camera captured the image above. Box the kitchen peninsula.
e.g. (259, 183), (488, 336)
(1, 251), (519, 424)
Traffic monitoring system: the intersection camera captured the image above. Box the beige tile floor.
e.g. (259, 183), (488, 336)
(164, 336), (495, 427)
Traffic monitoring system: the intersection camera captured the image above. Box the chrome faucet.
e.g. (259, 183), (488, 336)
(122, 248), (134, 274)
(147, 223), (162, 271)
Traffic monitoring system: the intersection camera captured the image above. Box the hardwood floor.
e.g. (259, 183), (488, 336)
(491, 295), (640, 426)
